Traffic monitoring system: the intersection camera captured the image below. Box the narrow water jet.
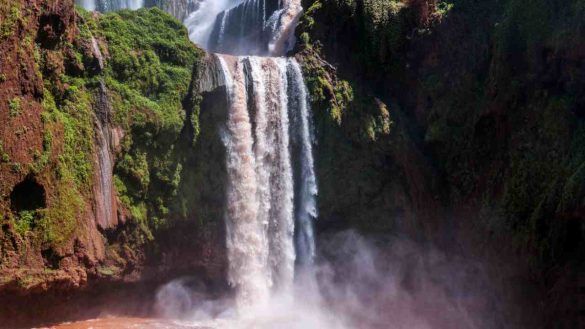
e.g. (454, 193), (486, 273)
(288, 59), (318, 266)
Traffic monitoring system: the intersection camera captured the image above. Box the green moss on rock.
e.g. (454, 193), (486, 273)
(0, 2), (21, 40)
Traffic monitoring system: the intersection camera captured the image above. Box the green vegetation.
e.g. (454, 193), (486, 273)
(435, 1), (454, 17)
(95, 8), (198, 130)
(14, 210), (36, 236)
(88, 8), (204, 237)
(300, 48), (393, 143)
(9, 97), (21, 117)
(10, 162), (21, 173)
(38, 180), (84, 248)
(0, 141), (9, 163)
(45, 79), (95, 189)
(97, 265), (119, 276)
(19, 78), (93, 247)
(0, 2), (21, 40)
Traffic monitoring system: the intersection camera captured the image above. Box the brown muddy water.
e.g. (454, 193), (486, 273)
(42, 317), (209, 329)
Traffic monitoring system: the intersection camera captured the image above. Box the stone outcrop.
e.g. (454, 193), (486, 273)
(295, 0), (585, 326)
(0, 3), (227, 327)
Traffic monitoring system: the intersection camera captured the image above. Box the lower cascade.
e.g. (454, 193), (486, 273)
(188, 0), (320, 319)
(218, 55), (317, 313)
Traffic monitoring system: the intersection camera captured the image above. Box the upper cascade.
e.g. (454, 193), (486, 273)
(77, 0), (144, 11)
(186, 0), (302, 56)
(77, 0), (302, 56)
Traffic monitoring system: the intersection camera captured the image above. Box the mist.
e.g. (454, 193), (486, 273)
(153, 229), (532, 329)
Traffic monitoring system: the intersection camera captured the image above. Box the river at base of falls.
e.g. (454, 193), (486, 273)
(46, 317), (295, 329)
(47, 315), (332, 329)
(46, 284), (342, 329)
(45, 317), (198, 329)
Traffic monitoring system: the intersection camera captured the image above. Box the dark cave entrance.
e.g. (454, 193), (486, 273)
(36, 14), (66, 50)
(10, 177), (47, 213)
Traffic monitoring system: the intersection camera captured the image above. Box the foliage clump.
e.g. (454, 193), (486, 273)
(90, 8), (204, 236)
(8, 97), (21, 117)
(0, 2), (21, 40)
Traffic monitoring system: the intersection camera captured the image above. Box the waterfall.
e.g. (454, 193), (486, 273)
(76, 0), (144, 11)
(184, 0), (301, 56)
(78, 0), (319, 317)
(199, 0), (317, 314)
(218, 54), (312, 308)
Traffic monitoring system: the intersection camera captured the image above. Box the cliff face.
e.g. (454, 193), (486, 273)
(296, 0), (584, 326)
(0, 0), (98, 290)
(0, 3), (227, 326)
(0, 0), (583, 327)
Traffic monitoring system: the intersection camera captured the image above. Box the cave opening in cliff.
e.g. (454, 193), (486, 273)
(36, 13), (66, 50)
(41, 248), (62, 270)
(10, 176), (47, 213)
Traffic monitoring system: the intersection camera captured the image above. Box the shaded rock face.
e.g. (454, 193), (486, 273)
(295, 46), (443, 240)
(295, 0), (585, 326)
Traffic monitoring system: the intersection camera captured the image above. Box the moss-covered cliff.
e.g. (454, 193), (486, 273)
(0, 4), (226, 325)
(296, 0), (584, 326)
(0, 0), (583, 327)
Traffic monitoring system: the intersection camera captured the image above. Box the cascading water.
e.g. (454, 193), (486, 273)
(219, 55), (272, 313)
(213, 52), (321, 324)
(288, 60), (318, 266)
(184, 0), (301, 55)
(77, 0), (144, 11)
(78, 0), (320, 323)
(194, 0), (318, 315)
